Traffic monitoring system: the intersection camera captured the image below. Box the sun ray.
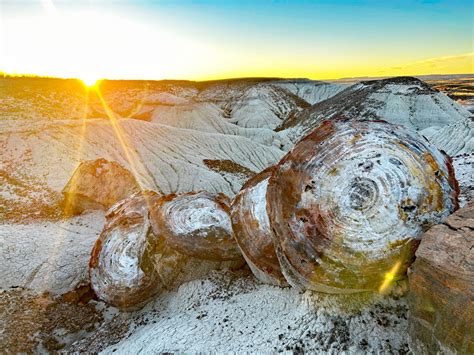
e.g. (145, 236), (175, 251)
(93, 85), (159, 213)
(43, 83), (91, 298)
(378, 261), (402, 294)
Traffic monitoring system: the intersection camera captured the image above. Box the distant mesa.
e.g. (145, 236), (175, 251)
(277, 76), (472, 156)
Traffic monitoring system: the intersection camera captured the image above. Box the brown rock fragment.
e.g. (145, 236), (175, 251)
(408, 201), (474, 354)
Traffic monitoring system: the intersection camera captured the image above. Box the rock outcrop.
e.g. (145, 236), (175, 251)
(267, 120), (459, 293)
(408, 201), (474, 354)
(62, 158), (140, 215)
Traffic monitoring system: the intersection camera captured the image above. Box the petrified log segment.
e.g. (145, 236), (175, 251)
(408, 201), (474, 353)
(90, 191), (244, 310)
(62, 158), (140, 215)
(267, 120), (459, 293)
(150, 191), (242, 261)
(147, 191), (245, 290)
(89, 191), (162, 310)
(231, 167), (287, 286)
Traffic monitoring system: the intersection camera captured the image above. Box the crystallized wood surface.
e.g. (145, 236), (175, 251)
(267, 120), (459, 293)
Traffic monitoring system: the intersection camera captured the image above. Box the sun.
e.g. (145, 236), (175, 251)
(80, 75), (99, 87)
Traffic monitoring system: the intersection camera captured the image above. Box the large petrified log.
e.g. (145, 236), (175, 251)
(90, 191), (243, 310)
(267, 120), (459, 293)
(62, 158), (140, 215)
(89, 191), (163, 310)
(231, 167), (287, 286)
(408, 201), (474, 353)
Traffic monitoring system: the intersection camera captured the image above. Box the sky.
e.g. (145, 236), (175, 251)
(0, 0), (472, 82)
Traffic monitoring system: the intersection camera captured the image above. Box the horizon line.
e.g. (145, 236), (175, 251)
(1, 71), (473, 83)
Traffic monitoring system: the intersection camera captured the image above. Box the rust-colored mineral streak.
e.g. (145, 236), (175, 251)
(231, 167), (287, 286)
(267, 120), (459, 293)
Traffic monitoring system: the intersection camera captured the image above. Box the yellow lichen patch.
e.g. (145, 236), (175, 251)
(398, 198), (416, 222)
(422, 152), (440, 175)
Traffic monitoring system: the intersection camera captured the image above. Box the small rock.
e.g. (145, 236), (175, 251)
(62, 158), (140, 215)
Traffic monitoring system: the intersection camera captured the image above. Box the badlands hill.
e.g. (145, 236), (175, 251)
(0, 75), (473, 353)
(277, 76), (473, 155)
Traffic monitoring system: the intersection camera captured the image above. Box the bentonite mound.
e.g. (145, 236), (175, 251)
(408, 200), (474, 353)
(267, 119), (459, 293)
(62, 158), (141, 215)
(149, 191), (242, 261)
(231, 167), (287, 286)
(89, 191), (163, 310)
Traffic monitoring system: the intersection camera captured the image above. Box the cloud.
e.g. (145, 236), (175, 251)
(379, 52), (474, 75)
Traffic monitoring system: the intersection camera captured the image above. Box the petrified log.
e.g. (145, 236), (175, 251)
(62, 158), (140, 215)
(89, 191), (162, 310)
(267, 120), (459, 293)
(90, 191), (243, 310)
(149, 191), (242, 261)
(231, 167), (287, 286)
(408, 201), (474, 353)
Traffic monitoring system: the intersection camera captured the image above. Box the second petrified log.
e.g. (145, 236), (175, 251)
(150, 191), (242, 261)
(231, 167), (287, 286)
(62, 158), (140, 215)
(267, 120), (459, 293)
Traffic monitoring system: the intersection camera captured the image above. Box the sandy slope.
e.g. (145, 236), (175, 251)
(0, 212), (104, 294)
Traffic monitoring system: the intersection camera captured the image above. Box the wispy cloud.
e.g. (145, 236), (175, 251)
(379, 53), (474, 74)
